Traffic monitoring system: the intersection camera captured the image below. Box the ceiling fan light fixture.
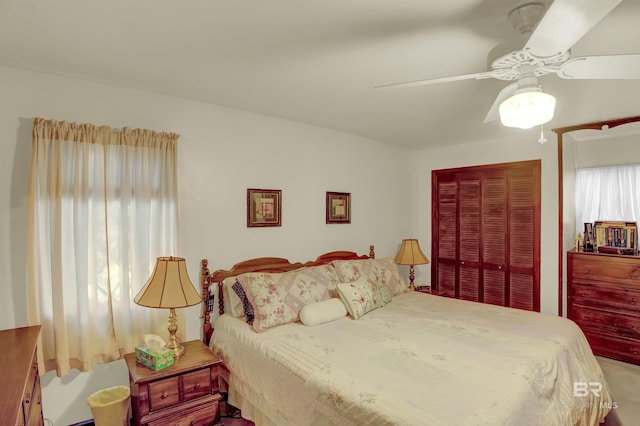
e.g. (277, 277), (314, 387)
(498, 89), (556, 129)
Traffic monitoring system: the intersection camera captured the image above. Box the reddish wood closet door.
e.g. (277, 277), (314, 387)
(432, 160), (540, 311)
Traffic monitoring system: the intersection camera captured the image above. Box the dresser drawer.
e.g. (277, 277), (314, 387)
(182, 368), (211, 402)
(571, 254), (640, 286)
(582, 329), (640, 364)
(25, 377), (42, 426)
(148, 403), (219, 426)
(571, 283), (640, 312)
(148, 376), (180, 411)
(572, 304), (640, 337)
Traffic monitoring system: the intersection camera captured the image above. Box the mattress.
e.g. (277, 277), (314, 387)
(211, 292), (612, 426)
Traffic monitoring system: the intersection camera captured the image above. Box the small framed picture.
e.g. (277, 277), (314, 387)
(247, 188), (282, 227)
(326, 191), (351, 224)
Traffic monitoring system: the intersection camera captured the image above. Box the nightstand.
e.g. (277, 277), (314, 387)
(125, 339), (222, 426)
(415, 286), (448, 297)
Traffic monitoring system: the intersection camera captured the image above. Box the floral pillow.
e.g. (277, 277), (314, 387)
(237, 269), (331, 332)
(332, 257), (408, 297)
(232, 280), (255, 325)
(298, 264), (341, 297)
(336, 277), (385, 320)
(222, 277), (244, 317)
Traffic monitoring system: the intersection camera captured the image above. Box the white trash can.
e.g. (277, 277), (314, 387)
(86, 385), (131, 426)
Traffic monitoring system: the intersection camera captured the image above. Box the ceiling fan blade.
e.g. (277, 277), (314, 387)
(375, 71), (497, 89)
(483, 83), (517, 124)
(525, 0), (622, 58)
(557, 54), (640, 79)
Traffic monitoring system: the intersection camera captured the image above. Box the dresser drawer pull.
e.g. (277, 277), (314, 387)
(632, 323), (640, 330)
(193, 382), (201, 390)
(460, 261), (465, 266)
(24, 392), (31, 404)
(580, 291), (591, 297)
(631, 297), (638, 305)
(632, 348), (640, 355)
(581, 314), (591, 320)
(579, 267), (591, 274)
(160, 391), (168, 399)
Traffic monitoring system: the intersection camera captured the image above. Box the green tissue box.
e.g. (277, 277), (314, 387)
(135, 345), (174, 371)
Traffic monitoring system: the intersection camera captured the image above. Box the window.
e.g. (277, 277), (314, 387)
(575, 164), (640, 234)
(28, 118), (181, 377)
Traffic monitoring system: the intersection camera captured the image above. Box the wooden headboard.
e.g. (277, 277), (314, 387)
(200, 245), (375, 345)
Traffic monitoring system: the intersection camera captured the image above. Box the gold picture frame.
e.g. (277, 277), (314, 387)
(247, 188), (282, 227)
(326, 191), (351, 224)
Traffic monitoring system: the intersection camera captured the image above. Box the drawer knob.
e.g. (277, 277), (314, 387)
(461, 261), (465, 266)
(580, 268), (591, 274)
(631, 298), (638, 305)
(581, 291), (591, 297)
(160, 391), (168, 399)
(193, 383), (201, 390)
(582, 314), (591, 320)
(632, 323), (640, 330)
(632, 348), (640, 355)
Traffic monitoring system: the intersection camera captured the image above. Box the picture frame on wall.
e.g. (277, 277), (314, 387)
(247, 188), (282, 227)
(326, 191), (351, 224)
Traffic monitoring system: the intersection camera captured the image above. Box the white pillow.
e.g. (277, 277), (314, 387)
(299, 298), (348, 326)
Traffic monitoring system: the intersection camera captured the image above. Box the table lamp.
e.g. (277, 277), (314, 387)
(134, 256), (201, 357)
(394, 239), (430, 291)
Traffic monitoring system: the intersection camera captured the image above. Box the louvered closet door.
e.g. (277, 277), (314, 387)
(458, 174), (482, 302)
(507, 166), (540, 311)
(435, 173), (457, 297)
(432, 160), (540, 311)
(482, 171), (507, 306)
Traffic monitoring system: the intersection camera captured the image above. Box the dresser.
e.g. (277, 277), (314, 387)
(567, 250), (640, 365)
(0, 325), (43, 426)
(125, 340), (222, 426)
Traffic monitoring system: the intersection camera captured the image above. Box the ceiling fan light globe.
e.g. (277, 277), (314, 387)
(498, 90), (556, 129)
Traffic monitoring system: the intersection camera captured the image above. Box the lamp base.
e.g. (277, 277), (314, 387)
(164, 341), (185, 357)
(409, 265), (416, 291)
(166, 307), (186, 357)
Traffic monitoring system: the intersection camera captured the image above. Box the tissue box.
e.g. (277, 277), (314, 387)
(135, 345), (174, 371)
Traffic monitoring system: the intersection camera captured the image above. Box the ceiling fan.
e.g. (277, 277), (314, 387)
(378, 0), (640, 129)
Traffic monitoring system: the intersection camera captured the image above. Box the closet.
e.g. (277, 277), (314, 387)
(432, 160), (540, 311)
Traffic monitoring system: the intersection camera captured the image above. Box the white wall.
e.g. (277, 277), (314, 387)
(0, 65), (418, 425)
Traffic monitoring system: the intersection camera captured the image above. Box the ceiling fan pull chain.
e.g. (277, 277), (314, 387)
(538, 124), (547, 144)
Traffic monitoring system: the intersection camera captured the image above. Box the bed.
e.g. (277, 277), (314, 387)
(200, 246), (612, 426)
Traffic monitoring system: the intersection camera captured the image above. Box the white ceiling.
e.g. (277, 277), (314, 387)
(2, 0), (640, 149)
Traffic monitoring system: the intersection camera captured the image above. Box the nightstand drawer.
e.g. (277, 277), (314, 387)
(148, 376), (180, 411)
(126, 340), (223, 426)
(182, 368), (211, 402)
(148, 404), (219, 426)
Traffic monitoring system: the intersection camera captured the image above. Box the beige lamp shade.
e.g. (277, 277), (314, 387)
(134, 256), (201, 308)
(395, 239), (429, 291)
(394, 239), (429, 266)
(134, 256), (200, 357)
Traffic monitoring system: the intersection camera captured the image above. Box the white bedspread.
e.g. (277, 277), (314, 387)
(211, 292), (612, 426)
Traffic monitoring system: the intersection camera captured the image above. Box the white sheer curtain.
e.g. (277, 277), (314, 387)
(27, 118), (182, 377)
(575, 164), (640, 234)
